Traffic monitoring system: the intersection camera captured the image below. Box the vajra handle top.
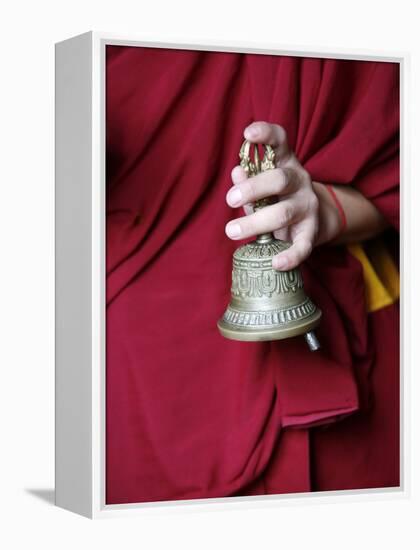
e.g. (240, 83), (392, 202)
(239, 140), (276, 176)
(239, 140), (276, 212)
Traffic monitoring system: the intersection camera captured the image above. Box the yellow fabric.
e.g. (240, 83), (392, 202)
(347, 239), (400, 313)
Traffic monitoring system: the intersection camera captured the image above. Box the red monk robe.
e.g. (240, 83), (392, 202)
(105, 46), (400, 504)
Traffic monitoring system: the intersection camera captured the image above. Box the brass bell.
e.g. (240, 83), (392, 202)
(218, 140), (322, 351)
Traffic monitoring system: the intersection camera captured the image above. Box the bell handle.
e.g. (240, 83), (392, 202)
(239, 141), (277, 241)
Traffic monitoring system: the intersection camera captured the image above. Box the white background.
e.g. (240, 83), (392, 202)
(0, 0), (418, 548)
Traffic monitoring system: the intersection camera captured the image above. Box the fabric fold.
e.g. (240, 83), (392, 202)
(105, 46), (399, 504)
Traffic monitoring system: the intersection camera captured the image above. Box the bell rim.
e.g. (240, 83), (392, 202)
(217, 309), (322, 342)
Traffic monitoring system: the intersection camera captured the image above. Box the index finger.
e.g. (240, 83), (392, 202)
(244, 121), (292, 166)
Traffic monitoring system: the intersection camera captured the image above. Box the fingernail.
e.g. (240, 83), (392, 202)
(226, 223), (241, 238)
(245, 126), (258, 139)
(227, 187), (242, 206)
(273, 256), (288, 270)
(231, 167), (244, 184)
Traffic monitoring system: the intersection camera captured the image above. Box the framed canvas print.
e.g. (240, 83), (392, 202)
(55, 32), (405, 518)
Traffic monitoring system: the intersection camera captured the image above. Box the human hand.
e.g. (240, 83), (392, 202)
(225, 121), (339, 270)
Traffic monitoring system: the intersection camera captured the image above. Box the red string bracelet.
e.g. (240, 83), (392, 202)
(325, 184), (347, 234)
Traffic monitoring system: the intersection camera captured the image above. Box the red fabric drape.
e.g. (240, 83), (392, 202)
(105, 46), (399, 504)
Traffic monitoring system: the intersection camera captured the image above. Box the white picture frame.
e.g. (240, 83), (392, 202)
(55, 31), (408, 519)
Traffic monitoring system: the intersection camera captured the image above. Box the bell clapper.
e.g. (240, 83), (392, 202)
(304, 331), (321, 352)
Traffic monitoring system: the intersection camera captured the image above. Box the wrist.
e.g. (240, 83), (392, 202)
(312, 181), (343, 246)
